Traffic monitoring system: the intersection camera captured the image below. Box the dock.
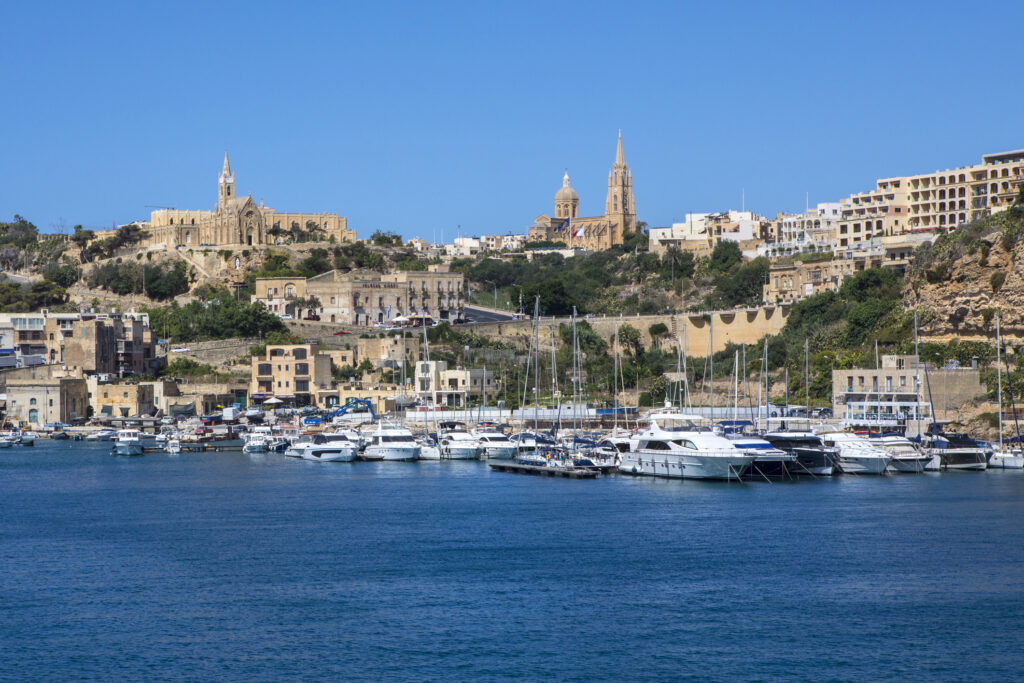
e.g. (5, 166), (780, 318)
(488, 462), (599, 478)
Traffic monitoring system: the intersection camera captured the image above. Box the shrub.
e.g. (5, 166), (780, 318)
(991, 271), (1007, 293)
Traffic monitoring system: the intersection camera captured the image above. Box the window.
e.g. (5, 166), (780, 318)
(30, 398), (37, 406)
(295, 363), (309, 375)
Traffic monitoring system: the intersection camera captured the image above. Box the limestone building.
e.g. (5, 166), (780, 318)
(139, 152), (356, 249)
(250, 343), (333, 407)
(254, 269), (465, 325)
(528, 132), (636, 251)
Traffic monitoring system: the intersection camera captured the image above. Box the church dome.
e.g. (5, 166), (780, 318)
(555, 171), (578, 202)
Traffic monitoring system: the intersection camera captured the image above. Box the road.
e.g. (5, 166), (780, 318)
(462, 305), (515, 323)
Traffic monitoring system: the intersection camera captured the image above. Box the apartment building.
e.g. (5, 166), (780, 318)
(2, 365), (88, 426)
(87, 377), (156, 418)
(836, 178), (910, 249)
(415, 360), (498, 408)
(649, 211), (766, 256)
(250, 343), (333, 407)
(763, 258), (841, 304)
(759, 203), (841, 258)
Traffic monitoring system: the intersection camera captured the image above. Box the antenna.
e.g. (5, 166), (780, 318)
(741, 188), (745, 212)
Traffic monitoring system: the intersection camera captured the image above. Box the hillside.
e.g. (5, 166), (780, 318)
(907, 204), (1024, 337)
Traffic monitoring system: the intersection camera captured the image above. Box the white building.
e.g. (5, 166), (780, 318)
(415, 360), (498, 408)
(758, 203), (841, 258)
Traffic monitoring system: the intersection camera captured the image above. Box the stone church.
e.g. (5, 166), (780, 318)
(528, 132), (637, 251)
(138, 152), (356, 249)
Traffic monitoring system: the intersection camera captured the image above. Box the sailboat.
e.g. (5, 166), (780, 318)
(418, 320), (441, 460)
(990, 315), (1024, 468)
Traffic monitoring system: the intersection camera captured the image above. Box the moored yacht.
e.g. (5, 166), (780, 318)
(989, 448), (1024, 469)
(115, 429), (144, 456)
(762, 431), (838, 476)
(619, 412), (753, 480)
(870, 434), (932, 473)
(437, 421), (482, 460)
(728, 434), (798, 478)
(472, 425), (517, 459)
(362, 422), (420, 461)
(817, 430), (892, 475)
(924, 428), (991, 471)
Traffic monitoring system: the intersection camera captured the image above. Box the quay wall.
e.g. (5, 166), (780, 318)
(467, 306), (790, 356)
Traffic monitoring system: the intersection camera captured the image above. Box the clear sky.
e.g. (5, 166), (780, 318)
(3, 1), (1023, 240)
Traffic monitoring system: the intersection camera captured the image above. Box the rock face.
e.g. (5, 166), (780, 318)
(905, 220), (1022, 338)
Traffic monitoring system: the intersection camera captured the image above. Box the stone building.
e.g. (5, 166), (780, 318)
(528, 132), (636, 251)
(138, 152), (356, 249)
(2, 366), (88, 426)
(415, 360), (498, 408)
(254, 269), (465, 325)
(250, 343), (333, 407)
(87, 378), (156, 418)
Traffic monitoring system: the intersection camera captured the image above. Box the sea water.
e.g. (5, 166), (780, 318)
(2, 442), (1023, 681)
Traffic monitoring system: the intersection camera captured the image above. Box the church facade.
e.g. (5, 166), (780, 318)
(138, 152), (356, 248)
(527, 132), (637, 251)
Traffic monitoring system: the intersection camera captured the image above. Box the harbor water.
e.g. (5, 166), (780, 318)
(2, 441), (1023, 681)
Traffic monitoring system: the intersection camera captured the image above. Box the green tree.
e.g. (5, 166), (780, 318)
(709, 241), (742, 273)
(648, 322), (669, 348)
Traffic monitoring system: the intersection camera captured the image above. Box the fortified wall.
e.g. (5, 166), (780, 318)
(468, 305), (790, 356)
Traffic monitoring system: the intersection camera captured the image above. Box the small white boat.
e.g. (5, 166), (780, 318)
(0, 436), (14, 448)
(418, 438), (441, 460)
(115, 429), (144, 456)
(989, 449), (1024, 469)
(872, 435), (931, 473)
(86, 429), (118, 442)
(165, 439), (182, 454)
(243, 426), (273, 453)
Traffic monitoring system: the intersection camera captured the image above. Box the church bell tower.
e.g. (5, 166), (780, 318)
(218, 150), (235, 210)
(605, 131), (635, 244)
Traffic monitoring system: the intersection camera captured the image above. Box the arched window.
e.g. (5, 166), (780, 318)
(28, 409), (38, 423)
(30, 398), (37, 405)
(613, 196), (618, 211)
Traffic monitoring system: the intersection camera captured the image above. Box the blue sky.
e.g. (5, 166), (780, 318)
(2, 1), (1023, 240)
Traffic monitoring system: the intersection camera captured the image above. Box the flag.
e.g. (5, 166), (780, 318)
(574, 225), (585, 238)
(387, 304), (392, 319)
(557, 216), (570, 232)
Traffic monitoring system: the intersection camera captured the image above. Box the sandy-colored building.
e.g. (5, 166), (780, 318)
(251, 343), (332, 407)
(528, 133), (636, 252)
(758, 204), (840, 258)
(649, 211), (767, 256)
(87, 378), (156, 418)
(415, 360), (498, 408)
(254, 269), (465, 325)
(136, 152), (355, 250)
(832, 355), (983, 428)
(3, 366), (88, 426)
(763, 258), (841, 304)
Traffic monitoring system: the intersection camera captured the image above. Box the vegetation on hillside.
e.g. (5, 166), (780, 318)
(145, 288), (287, 342)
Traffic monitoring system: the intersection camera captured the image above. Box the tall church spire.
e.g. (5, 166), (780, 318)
(605, 130), (635, 242)
(218, 150), (235, 210)
(615, 129), (625, 167)
(222, 150), (232, 176)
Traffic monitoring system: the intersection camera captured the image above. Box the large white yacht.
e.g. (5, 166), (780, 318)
(619, 412), (754, 480)
(437, 421), (482, 460)
(472, 425), (517, 459)
(362, 422), (420, 461)
(817, 430), (892, 475)
(115, 429), (144, 456)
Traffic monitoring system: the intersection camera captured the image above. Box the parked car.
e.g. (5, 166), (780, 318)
(279, 314), (293, 320)
(304, 315), (321, 321)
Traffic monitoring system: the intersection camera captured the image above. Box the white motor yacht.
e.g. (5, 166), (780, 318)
(86, 429), (117, 442)
(817, 430), (892, 475)
(619, 412), (754, 480)
(115, 429), (144, 456)
(437, 421), (482, 460)
(296, 438), (358, 462)
(362, 422), (420, 461)
(0, 435), (14, 448)
(165, 438), (182, 454)
(472, 426), (517, 459)
(871, 434), (932, 473)
(924, 429), (991, 471)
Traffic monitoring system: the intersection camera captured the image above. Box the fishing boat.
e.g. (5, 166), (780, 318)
(165, 438), (182, 454)
(115, 429), (144, 456)
(619, 411), (754, 480)
(242, 426), (273, 453)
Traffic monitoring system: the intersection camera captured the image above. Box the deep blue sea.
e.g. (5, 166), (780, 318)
(2, 442), (1023, 681)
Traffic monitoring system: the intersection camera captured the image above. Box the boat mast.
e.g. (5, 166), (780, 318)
(733, 349), (739, 423)
(571, 307), (578, 438)
(533, 296), (541, 438)
(997, 314), (1003, 452)
(682, 319), (691, 410)
(613, 321), (620, 434)
(805, 338), (810, 422)
(422, 320), (430, 441)
(709, 314), (714, 422)
(551, 325), (560, 437)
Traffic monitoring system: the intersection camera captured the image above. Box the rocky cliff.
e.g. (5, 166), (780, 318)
(904, 210), (1024, 338)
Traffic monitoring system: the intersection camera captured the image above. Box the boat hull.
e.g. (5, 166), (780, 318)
(364, 446), (420, 461)
(441, 445), (481, 460)
(115, 442), (143, 456)
(618, 451), (753, 480)
(300, 446), (357, 462)
(743, 456), (798, 479)
(838, 455), (891, 475)
(481, 445), (517, 460)
(936, 449), (989, 471)
(989, 451), (1024, 469)
(888, 456), (932, 473)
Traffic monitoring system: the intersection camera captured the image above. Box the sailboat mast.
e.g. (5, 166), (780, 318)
(613, 322), (620, 434)
(998, 315), (1003, 451)
(805, 338), (810, 421)
(533, 296), (540, 437)
(733, 349), (739, 423)
(571, 307), (578, 436)
(709, 314), (714, 422)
